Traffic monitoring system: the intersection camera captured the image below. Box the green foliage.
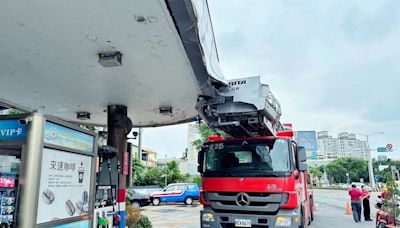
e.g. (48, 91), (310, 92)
(309, 166), (323, 179)
(132, 158), (146, 186)
(132, 158), (187, 187)
(143, 168), (163, 186)
(317, 165), (325, 174)
(325, 157), (368, 183)
(191, 175), (202, 186)
(135, 215), (152, 228)
(165, 160), (183, 185)
(309, 166), (323, 183)
(192, 123), (227, 151)
(381, 174), (400, 220)
(373, 159), (400, 182)
(5, 109), (24, 115)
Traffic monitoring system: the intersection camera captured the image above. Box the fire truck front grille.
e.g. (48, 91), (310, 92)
(207, 192), (285, 214)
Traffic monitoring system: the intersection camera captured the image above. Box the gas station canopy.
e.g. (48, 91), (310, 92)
(0, 0), (225, 127)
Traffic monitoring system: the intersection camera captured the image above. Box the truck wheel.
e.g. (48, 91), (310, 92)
(310, 198), (314, 222)
(152, 198), (160, 206)
(299, 208), (306, 228)
(131, 200), (141, 208)
(378, 222), (387, 228)
(184, 196), (193, 205)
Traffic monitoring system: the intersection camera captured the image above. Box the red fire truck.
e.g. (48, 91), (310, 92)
(196, 76), (314, 227)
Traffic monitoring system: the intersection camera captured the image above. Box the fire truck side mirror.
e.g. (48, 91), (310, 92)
(298, 162), (308, 172)
(296, 146), (308, 171)
(296, 146), (307, 162)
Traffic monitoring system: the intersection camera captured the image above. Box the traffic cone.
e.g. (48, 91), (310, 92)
(345, 202), (352, 215)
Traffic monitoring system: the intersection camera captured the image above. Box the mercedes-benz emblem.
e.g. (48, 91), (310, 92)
(236, 192), (250, 207)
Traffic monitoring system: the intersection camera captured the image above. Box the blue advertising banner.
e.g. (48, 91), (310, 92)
(44, 122), (94, 153)
(0, 119), (27, 140)
(296, 131), (318, 152)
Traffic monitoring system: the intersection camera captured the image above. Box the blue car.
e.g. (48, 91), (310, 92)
(150, 183), (199, 205)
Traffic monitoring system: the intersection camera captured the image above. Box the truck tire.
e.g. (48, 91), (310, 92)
(152, 198), (160, 206)
(299, 208), (306, 228)
(131, 200), (141, 208)
(184, 196), (193, 205)
(378, 222), (387, 228)
(310, 198), (314, 222)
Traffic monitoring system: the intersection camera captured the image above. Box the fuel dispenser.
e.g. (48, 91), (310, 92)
(94, 146), (120, 228)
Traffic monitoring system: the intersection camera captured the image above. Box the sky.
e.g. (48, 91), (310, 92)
(133, 0), (400, 160)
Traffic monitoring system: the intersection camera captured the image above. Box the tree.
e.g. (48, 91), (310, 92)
(132, 158), (146, 186)
(374, 159), (400, 183)
(381, 174), (400, 222)
(191, 175), (202, 186)
(325, 157), (369, 183)
(192, 123), (227, 151)
(143, 168), (163, 185)
(309, 166), (323, 185)
(165, 160), (183, 184)
(5, 109), (24, 115)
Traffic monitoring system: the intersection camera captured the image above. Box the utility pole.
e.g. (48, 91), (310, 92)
(138, 127), (143, 160)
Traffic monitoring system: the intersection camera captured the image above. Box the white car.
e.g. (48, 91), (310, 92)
(351, 182), (371, 191)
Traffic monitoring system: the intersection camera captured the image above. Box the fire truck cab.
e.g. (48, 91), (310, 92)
(198, 135), (313, 228)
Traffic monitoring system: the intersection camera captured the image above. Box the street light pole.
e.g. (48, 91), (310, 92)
(356, 132), (384, 189)
(365, 134), (375, 188)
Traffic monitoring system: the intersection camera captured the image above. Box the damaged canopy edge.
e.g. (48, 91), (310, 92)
(166, 0), (227, 97)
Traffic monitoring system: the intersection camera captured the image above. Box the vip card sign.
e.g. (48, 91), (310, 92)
(36, 148), (92, 224)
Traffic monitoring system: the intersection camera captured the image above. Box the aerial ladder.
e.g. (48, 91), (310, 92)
(196, 76), (284, 138)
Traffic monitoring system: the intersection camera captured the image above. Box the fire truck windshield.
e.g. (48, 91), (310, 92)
(202, 139), (292, 177)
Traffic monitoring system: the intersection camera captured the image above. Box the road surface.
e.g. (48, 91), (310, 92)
(310, 189), (379, 227)
(141, 189), (379, 227)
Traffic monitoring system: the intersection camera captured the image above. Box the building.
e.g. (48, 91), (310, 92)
(317, 131), (368, 161)
(156, 157), (175, 170)
(157, 156), (189, 175)
(129, 143), (158, 168)
(141, 148), (158, 168)
(187, 123), (201, 176)
(317, 131), (338, 160)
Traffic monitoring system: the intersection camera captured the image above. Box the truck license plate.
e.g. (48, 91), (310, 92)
(235, 219), (251, 227)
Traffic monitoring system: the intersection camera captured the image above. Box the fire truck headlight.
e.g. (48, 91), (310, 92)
(275, 217), (292, 227)
(202, 213), (215, 222)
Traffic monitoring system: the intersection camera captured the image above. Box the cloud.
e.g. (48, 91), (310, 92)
(208, 0), (400, 155)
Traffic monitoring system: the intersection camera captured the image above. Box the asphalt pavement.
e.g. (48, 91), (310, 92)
(141, 203), (201, 228)
(141, 189), (380, 228)
(310, 189), (379, 228)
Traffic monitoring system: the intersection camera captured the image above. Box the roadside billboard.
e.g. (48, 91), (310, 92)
(296, 131), (318, 152)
